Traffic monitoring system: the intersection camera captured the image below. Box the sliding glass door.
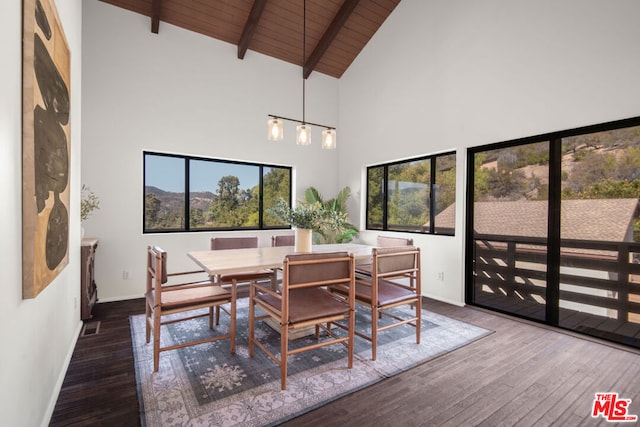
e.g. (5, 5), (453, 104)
(466, 117), (640, 348)
(468, 141), (550, 321)
(557, 127), (640, 346)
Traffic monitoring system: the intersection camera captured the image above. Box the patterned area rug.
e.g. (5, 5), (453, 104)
(131, 299), (492, 426)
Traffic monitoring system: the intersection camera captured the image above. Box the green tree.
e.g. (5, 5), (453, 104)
(564, 178), (640, 199)
(565, 152), (617, 193)
(189, 207), (205, 228)
(207, 175), (245, 227)
(614, 147), (640, 181)
(473, 153), (491, 201)
(263, 168), (291, 226)
(486, 168), (528, 200)
(145, 194), (160, 227)
(217, 175), (241, 208)
(387, 160), (430, 227)
(367, 166), (384, 228)
(436, 165), (456, 214)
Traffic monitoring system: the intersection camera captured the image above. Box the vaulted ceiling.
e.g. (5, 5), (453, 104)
(98, 0), (401, 79)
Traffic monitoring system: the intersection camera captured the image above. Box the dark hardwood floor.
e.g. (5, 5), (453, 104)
(50, 299), (143, 427)
(50, 298), (640, 426)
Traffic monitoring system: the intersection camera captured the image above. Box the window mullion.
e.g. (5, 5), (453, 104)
(429, 157), (436, 234)
(383, 165), (388, 230)
(545, 138), (562, 325)
(185, 158), (191, 231)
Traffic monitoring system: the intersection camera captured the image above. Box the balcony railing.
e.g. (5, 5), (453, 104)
(472, 233), (640, 347)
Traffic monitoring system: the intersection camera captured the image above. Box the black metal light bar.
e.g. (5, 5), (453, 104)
(267, 114), (335, 130)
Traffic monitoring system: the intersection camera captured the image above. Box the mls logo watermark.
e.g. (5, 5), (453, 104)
(592, 393), (638, 422)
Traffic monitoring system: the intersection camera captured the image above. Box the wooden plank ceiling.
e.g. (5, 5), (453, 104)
(98, 0), (401, 78)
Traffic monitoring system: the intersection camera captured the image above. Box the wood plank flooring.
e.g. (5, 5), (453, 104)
(50, 299), (143, 427)
(50, 298), (640, 426)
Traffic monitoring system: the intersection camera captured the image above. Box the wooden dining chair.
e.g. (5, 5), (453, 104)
(210, 236), (276, 293)
(271, 234), (295, 247)
(331, 246), (421, 360)
(270, 234), (295, 286)
(145, 246), (236, 372)
(248, 251), (355, 390)
(355, 235), (414, 277)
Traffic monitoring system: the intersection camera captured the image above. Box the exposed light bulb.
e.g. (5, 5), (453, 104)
(267, 118), (283, 141)
(296, 124), (311, 145)
(322, 129), (336, 149)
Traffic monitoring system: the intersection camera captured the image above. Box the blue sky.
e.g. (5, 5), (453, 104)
(145, 155), (259, 193)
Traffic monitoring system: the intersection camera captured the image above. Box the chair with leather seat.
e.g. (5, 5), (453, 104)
(210, 236), (277, 293)
(331, 246), (421, 361)
(145, 245), (236, 372)
(248, 251), (355, 390)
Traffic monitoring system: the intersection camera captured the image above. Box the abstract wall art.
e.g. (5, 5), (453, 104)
(22, 0), (71, 298)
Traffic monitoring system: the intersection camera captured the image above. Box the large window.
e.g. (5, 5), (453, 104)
(143, 152), (291, 232)
(366, 152), (456, 235)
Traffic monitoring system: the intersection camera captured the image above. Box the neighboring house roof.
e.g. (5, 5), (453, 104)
(436, 198), (638, 242)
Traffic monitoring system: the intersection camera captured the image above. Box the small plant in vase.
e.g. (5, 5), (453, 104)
(304, 186), (358, 243)
(80, 185), (100, 237)
(268, 198), (347, 252)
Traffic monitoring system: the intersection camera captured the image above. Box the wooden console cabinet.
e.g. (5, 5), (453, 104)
(81, 238), (99, 320)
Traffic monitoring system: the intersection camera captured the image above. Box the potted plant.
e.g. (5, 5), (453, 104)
(304, 186), (358, 244)
(80, 185), (100, 237)
(268, 198), (348, 252)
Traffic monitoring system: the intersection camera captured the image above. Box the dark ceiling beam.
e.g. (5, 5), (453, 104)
(303, 0), (360, 78)
(151, 0), (161, 33)
(237, 0), (268, 59)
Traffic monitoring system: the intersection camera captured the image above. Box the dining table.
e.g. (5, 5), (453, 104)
(188, 242), (373, 340)
(187, 242), (373, 277)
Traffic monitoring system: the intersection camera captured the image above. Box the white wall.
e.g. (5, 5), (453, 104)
(339, 0), (640, 306)
(81, 0), (340, 301)
(0, 0), (83, 425)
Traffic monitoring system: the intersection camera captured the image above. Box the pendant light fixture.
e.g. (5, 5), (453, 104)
(267, 117), (283, 141)
(267, 0), (336, 149)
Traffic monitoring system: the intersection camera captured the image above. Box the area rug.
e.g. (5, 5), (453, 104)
(131, 299), (492, 426)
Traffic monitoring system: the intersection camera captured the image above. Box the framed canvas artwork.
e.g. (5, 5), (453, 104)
(22, 0), (71, 298)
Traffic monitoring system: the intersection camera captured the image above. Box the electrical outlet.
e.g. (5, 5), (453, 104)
(122, 270), (130, 280)
(438, 272), (445, 281)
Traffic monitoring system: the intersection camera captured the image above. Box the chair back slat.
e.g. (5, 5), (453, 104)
(374, 246), (419, 275)
(285, 252), (352, 287)
(148, 246), (168, 284)
(210, 236), (258, 250)
(377, 236), (414, 247)
(271, 235), (295, 247)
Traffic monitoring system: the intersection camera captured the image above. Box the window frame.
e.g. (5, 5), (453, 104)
(365, 151), (457, 236)
(143, 151), (292, 233)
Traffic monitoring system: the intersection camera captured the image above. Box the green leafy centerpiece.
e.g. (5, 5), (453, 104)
(269, 197), (352, 252)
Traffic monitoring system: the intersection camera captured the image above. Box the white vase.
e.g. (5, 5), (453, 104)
(295, 228), (313, 253)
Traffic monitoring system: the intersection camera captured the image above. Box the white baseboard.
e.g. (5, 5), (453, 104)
(423, 293), (466, 307)
(42, 320), (83, 427)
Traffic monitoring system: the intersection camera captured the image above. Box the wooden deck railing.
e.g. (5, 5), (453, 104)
(473, 234), (640, 323)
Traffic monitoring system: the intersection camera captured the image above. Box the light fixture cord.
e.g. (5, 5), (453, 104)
(302, 0), (306, 125)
